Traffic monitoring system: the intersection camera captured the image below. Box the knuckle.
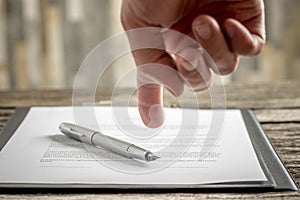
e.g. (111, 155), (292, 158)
(185, 72), (212, 92)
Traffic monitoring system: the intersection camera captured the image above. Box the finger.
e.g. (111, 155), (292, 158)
(121, 6), (184, 128)
(192, 15), (239, 75)
(223, 18), (265, 55)
(136, 54), (184, 96)
(134, 49), (184, 128)
(174, 48), (212, 91)
(160, 28), (212, 91)
(138, 84), (163, 128)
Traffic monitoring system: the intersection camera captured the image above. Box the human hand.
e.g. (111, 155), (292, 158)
(121, 0), (265, 128)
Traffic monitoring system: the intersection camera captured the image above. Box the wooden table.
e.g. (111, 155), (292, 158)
(0, 81), (299, 199)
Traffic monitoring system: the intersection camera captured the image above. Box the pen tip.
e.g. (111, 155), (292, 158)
(146, 154), (160, 162)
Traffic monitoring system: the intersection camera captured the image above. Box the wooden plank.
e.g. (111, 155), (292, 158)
(44, 0), (65, 88)
(262, 123), (300, 186)
(0, 89), (73, 106)
(5, 0), (24, 88)
(255, 109), (300, 123)
(23, 0), (43, 88)
(224, 82), (300, 109)
(165, 81), (300, 109)
(0, 89), (113, 106)
(14, 41), (29, 88)
(0, 190), (299, 199)
(0, 82), (299, 108)
(0, 0), (9, 89)
(62, 0), (84, 87)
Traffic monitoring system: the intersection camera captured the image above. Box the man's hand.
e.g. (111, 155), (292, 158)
(121, 0), (265, 128)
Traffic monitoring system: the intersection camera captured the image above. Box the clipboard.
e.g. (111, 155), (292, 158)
(0, 107), (298, 191)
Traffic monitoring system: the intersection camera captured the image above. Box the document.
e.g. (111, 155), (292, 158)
(0, 107), (267, 185)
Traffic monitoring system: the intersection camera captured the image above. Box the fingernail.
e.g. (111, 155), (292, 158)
(182, 60), (195, 72)
(139, 104), (163, 128)
(194, 23), (211, 40)
(225, 25), (234, 38)
(148, 104), (164, 128)
(176, 56), (195, 72)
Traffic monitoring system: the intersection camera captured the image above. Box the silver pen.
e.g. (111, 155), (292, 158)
(59, 122), (160, 162)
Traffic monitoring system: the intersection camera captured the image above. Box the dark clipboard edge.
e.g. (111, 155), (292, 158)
(241, 109), (298, 191)
(0, 107), (298, 191)
(0, 107), (30, 152)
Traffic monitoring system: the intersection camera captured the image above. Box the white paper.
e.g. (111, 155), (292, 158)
(0, 107), (267, 185)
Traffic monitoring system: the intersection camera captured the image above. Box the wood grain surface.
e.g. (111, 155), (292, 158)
(0, 81), (299, 199)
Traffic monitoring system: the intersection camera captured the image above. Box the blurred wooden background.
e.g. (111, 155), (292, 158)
(0, 0), (127, 89)
(0, 0), (299, 90)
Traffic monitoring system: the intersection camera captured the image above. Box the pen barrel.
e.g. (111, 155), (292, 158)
(91, 133), (149, 161)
